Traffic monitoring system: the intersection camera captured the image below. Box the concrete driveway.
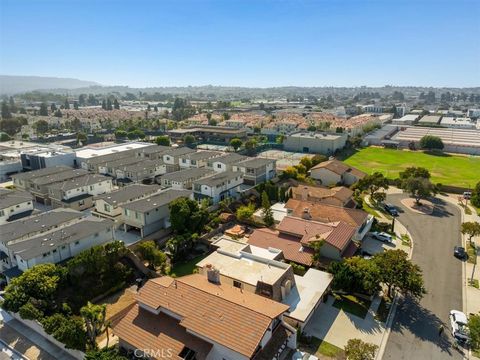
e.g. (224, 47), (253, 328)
(304, 295), (386, 349)
(361, 235), (398, 256)
(383, 193), (464, 360)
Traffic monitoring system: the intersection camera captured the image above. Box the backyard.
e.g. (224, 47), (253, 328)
(343, 147), (480, 188)
(299, 336), (345, 360)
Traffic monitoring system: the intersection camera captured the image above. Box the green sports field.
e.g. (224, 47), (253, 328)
(343, 147), (480, 188)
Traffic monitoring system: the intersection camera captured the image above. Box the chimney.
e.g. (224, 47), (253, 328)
(206, 264), (220, 284)
(301, 186), (308, 201)
(302, 207), (312, 220)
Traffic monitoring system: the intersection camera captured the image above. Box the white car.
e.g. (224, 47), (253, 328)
(370, 232), (393, 243)
(449, 310), (470, 343)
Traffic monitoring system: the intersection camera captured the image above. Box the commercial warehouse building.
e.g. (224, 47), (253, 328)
(391, 127), (480, 155)
(283, 132), (348, 155)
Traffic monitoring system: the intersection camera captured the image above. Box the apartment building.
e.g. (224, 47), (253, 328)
(48, 174), (113, 210)
(93, 184), (162, 223)
(120, 189), (193, 237)
(160, 168), (214, 190)
(0, 189), (34, 225)
(193, 171), (243, 204)
(113, 273), (296, 360)
(115, 158), (166, 184)
(232, 157), (276, 185)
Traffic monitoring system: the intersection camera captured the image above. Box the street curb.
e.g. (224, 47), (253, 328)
(375, 218), (413, 360)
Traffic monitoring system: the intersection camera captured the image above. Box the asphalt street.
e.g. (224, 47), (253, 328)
(383, 194), (464, 360)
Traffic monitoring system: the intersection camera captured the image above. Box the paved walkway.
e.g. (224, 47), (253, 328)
(304, 295), (386, 350)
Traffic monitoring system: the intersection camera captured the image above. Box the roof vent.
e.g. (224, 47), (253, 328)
(206, 265), (220, 284)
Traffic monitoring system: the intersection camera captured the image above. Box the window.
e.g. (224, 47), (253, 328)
(104, 204), (111, 212)
(135, 212), (140, 219)
(0, 210), (4, 216)
(191, 160), (196, 165)
(75, 241), (80, 245)
(217, 164), (222, 169)
(90, 186), (94, 190)
(124, 209), (128, 215)
(52, 249), (57, 253)
(94, 232), (99, 237)
(42, 252), (49, 257)
(61, 245), (66, 249)
(16, 205), (20, 208)
(233, 280), (243, 289)
(78, 200), (85, 206)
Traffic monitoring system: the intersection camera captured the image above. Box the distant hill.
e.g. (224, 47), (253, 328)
(0, 75), (100, 95)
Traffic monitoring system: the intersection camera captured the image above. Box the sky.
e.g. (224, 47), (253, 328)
(0, 0), (479, 88)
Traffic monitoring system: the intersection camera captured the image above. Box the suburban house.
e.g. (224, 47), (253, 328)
(178, 151), (222, 169)
(0, 189), (34, 224)
(135, 145), (171, 160)
(232, 157), (276, 185)
(248, 215), (358, 267)
(96, 156), (143, 177)
(79, 147), (146, 172)
(11, 165), (73, 191)
(120, 189), (193, 237)
(196, 236), (333, 329)
(193, 171), (243, 204)
(114, 158), (166, 185)
(0, 208), (111, 281)
(112, 273), (297, 360)
(207, 153), (247, 173)
(12, 167), (90, 205)
(47, 174), (113, 210)
(92, 184), (162, 224)
(161, 147), (197, 168)
(159, 168), (214, 190)
(285, 199), (373, 241)
(310, 159), (366, 186)
(289, 184), (355, 208)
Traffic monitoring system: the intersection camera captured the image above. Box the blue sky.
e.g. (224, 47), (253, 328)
(1, 0), (479, 87)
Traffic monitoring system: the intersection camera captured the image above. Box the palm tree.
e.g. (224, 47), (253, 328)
(80, 302), (108, 350)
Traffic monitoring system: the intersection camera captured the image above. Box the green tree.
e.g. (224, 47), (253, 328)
(127, 129), (145, 139)
(353, 172), (389, 203)
(374, 249), (426, 299)
(230, 138), (243, 152)
(80, 302), (108, 350)
(155, 135), (170, 146)
(19, 302), (44, 321)
(344, 339), (378, 360)
(54, 109), (63, 117)
(73, 101), (79, 110)
(461, 222), (480, 244)
(236, 203), (256, 222)
(299, 156), (313, 171)
(34, 120), (49, 134)
(401, 177), (436, 205)
(115, 129), (127, 138)
(261, 191), (274, 226)
(0, 118), (22, 136)
(307, 125), (316, 132)
(1, 101), (12, 119)
(469, 313), (480, 352)
(39, 102), (49, 116)
(471, 181), (480, 208)
(101, 99), (107, 110)
(420, 135), (444, 150)
(0, 132), (10, 141)
(136, 241), (169, 272)
(280, 166), (298, 180)
(183, 134), (195, 145)
(42, 314), (87, 351)
(64, 99), (70, 109)
(77, 132), (88, 145)
(222, 112), (231, 120)
(85, 347), (128, 360)
(169, 197), (209, 235)
(106, 98), (113, 111)
(113, 99), (120, 110)
(310, 154), (327, 167)
(244, 139), (257, 155)
(9, 96), (17, 113)
(1, 263), (65, 313)
(399, 167), (430, 180)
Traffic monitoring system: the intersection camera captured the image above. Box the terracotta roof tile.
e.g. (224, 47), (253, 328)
(285, 199), (368, 227)
(311, 159), (366, 178)
(129, 274), (289, 358)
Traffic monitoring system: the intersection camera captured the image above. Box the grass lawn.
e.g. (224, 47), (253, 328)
(467, 243), (477, 265)
(169, 253), (209, 277)
(332, 294), (372, 319)
(299, 336), (345, 359)
(343, 147), (480, 188)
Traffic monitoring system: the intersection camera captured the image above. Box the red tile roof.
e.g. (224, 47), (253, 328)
(311, 159), (366, 178)
(126, 274), (289, 358)
(248, 227), (315, 266)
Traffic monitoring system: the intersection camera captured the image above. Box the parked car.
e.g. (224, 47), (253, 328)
(463, 191), (472, 200)
(449, 310), (470, 343)
(383, 203), (399, 217)
(454, 246), (467, 260)
(370, 232), (393, 243)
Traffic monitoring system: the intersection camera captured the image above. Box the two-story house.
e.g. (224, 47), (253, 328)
(48, 174), (113, 210)
(93, 184), (162, 224)
(160, 168), (214, 190)
(112, 273), (297, 360)
(120, 189), (193, 237)
(289, 185), (356, 208)
(178, 151), (222, 169)
(0, 189), (34, 224)
(232, 157), (276, 185)
(207, 153), (247, 173)
(310, 159), (366, 186)
(192, 171), (243, 204)
(115, 158), (166, 185)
